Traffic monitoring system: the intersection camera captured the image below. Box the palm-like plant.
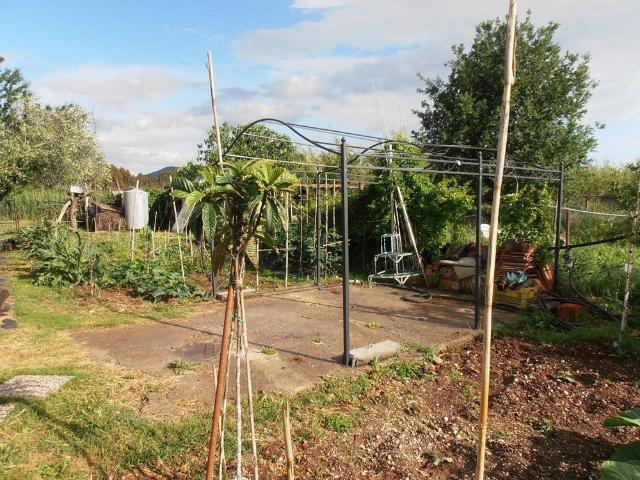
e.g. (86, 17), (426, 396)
(172, 161), (297, 479)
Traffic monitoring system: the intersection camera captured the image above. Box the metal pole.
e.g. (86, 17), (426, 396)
(553, 163), (564, 291)
(340, 138), (350, 366)
(474, 152), (483, 330)
(316, 168), (321, 286)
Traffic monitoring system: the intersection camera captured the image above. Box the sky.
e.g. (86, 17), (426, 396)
(1, 0), (638, 174)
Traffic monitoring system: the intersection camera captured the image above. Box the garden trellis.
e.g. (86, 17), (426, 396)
(221, 116), (564, 361)
(204, 114), (565, 479)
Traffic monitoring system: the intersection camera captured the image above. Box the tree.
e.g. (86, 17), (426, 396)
(0, 56), (31, 127)
(197, 123), (297, 167)
(172, 161), (297, 477)
(0, 100), (110, 201)
(414, 14), (600, 170)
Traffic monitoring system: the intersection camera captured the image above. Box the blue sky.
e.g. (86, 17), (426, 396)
(1, 0), (638, 173)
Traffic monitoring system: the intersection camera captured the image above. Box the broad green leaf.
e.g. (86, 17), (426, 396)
(601, 459), (640, 480)
(611, 442), (640, 463)
(605, 409), (640, 428)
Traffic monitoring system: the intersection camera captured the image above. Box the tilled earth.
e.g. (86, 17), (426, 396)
(256, 337), (640, 479)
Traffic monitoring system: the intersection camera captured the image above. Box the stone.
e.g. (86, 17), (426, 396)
(0, 375), (72, 400)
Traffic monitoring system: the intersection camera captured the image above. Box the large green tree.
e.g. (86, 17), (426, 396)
(0, 56), (30, 127)
(0, 60), (109, 201)
(414, 14), (600, 170)
(197, 123), (297, 167)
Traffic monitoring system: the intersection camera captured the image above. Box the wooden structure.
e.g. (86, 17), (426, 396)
(90, 202), (123, 232)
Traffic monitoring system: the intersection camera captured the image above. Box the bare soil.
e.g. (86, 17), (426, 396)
(257, 337), (640, 479)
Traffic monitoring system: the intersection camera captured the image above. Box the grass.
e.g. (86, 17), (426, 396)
(495, 314), (640, 356)
(166, 359), (198, 374)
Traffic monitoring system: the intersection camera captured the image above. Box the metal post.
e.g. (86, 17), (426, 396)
(340, 138), (350, 366)
(474, 152), (483, 329)
(553, 163), (564, 291)
(316, 168), (322, 286)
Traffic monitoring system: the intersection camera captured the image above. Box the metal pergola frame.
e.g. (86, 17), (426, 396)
(222, 118), (564, 366)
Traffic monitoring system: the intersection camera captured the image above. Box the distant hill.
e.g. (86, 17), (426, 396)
(110, 165), (177, 190)
(145, 166), (179, 178)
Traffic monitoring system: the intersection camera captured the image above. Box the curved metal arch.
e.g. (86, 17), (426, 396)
(221, 117), (340, 160)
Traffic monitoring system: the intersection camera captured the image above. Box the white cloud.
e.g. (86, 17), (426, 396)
(35, 65), (190, 111)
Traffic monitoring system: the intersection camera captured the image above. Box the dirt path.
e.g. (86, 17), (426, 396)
(71, 284), (519, 416)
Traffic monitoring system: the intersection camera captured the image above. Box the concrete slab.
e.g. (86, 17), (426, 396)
(350, 340), (401, 366)
(71, 285), (520, 415)
(0, 375), (72, 400)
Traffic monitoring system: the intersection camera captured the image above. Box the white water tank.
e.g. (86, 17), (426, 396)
(123, 188), (149, 230)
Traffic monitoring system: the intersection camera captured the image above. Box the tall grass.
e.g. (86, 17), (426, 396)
(0, 189), (68, 221)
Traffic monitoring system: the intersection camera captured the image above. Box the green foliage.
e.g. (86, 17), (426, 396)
(562, 242), (640, 312)
(351, 139), (474, 259)
(197, 123), (297, 167)
(105, 260), (197, 302)
(17, 222), (199, 301)
(388, 360), (424, 382)
(321, 412), (353, 433)
(0, 188), (68, 220)
(604, 409), (640, 428)
(166, 359), (198, 374)
(498, 186), (554, 248)
(602, 409), (640, 480)
(415, 15), (599, 170)
(18, 220), (100, 287)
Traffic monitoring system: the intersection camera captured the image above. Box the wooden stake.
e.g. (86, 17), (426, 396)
(207, 51), (224, 168)
(205, 265), (237, 480)
(396, 186), (428, 286)
(619, 178), (640, 343)
(283, 399), (295, 480)
(130, 180), (139, 262)
(151, 211), (157, 259)
(169, 175), (186, 283)
(475, 2), (517, 479)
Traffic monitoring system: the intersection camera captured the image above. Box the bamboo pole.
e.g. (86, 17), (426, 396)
(239, 286), (259, 479)
(207, 51), (224, 168)
(475, 2), (517, 479)
(151, 211), (157, 259)
(169, 175), (186, 283)
(255, 239), (260, 291)
(130, 180), (139, 262)
(283, 399), (295, 480)
(619, 178), (640, 343)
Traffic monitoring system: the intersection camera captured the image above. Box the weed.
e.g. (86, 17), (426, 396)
(312, 335), (325, 345)
(366, 321), (382, 330)
(429, 450), (454, 466)
(261, 346), (277, 356)
(531, 417), (556, 437)
(409, 342), (439, 363)
(322, 412), (353, 433)
(388, 360), (423, 381)
(462, 382), (479, 403)
(166, 359), (197, 374)
(448, 368), (462, 381)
